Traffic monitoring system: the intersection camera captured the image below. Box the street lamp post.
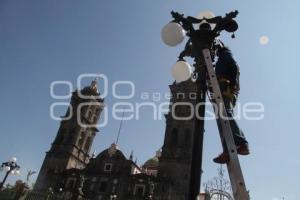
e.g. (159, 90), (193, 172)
(45, 187), (54, 200)
(0, 157), (21, 190)
(162, 10), (239, 200)
(110, 194), (117, 200)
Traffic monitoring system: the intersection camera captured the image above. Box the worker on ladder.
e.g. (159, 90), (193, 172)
(213, 44), (250, 164)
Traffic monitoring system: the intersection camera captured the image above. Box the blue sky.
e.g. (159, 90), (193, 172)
(0, 0), (299, 199)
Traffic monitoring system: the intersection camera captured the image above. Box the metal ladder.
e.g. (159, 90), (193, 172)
(202, 48), (250, 200)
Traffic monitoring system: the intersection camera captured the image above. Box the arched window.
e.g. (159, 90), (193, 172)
(99, 181), (108, 192)
(184, 128), (190, 146)
(84, 136), (92, 152)
(170, 128), (178, 148)
(77, 132), (85, 147)
(92, 114), (98, 123)
(88, 110), (93, 119)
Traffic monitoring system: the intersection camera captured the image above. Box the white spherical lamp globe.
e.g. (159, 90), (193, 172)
(171, 61), (192, 82)
(10, 157), (17, 162)
(161, 22), (185, 47)
(196, 10), (216, 29)
(197, 10), (215, 19)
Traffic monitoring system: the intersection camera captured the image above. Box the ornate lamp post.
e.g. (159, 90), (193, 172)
(162, 10), (239, 200)
(110, 194), (117, 200)
(45, 187), (54, 200)
(0, 157), (21, 190)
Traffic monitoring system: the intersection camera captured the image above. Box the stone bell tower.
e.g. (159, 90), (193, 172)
(34, 80), (104, 192)
(154, 80), (198, 200)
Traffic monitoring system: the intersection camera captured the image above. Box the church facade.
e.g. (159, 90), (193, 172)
(28, 79), (204, 200)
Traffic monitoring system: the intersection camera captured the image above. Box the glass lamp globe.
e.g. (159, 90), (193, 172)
(196, 10), (216, 29)
(15, 170), (20, 175)
(10, 170), (15, 175)
(197, 10), (215, 19)
(161, 22), (185, 47)
(171, 61), (192, 82)
(5, 166), (11, 171)
(10, 157), (17, 162)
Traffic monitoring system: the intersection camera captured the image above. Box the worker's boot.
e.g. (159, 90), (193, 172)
(237, 143), (250, 155)
(214, 143), (250, 164)
(213, 152), (229, 164)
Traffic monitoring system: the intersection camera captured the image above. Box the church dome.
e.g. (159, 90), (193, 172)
(143, 150), (161, 169)
(143, 157), (159, 169)
(86, 143), (127, 172)
(95, 143), (126, 160)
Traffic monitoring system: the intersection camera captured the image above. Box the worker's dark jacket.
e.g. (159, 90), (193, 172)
(215, 49), (239, 87)
(215, 49), (240, 108)
(215, 48), (248, 146)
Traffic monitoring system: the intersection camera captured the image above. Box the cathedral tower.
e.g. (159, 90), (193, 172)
(34, 80), (104, 192)
(154, 80), (198, 200)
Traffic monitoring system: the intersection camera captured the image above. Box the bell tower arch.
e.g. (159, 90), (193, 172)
(34, 80), (104, 192)
(155, 80), (198, 200)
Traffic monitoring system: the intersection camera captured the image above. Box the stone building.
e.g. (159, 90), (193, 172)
(28, 80), (104, 199)
(28, 79), (207, 200)
(56, 143), (158, 200)
(154, 80), (198, 200)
